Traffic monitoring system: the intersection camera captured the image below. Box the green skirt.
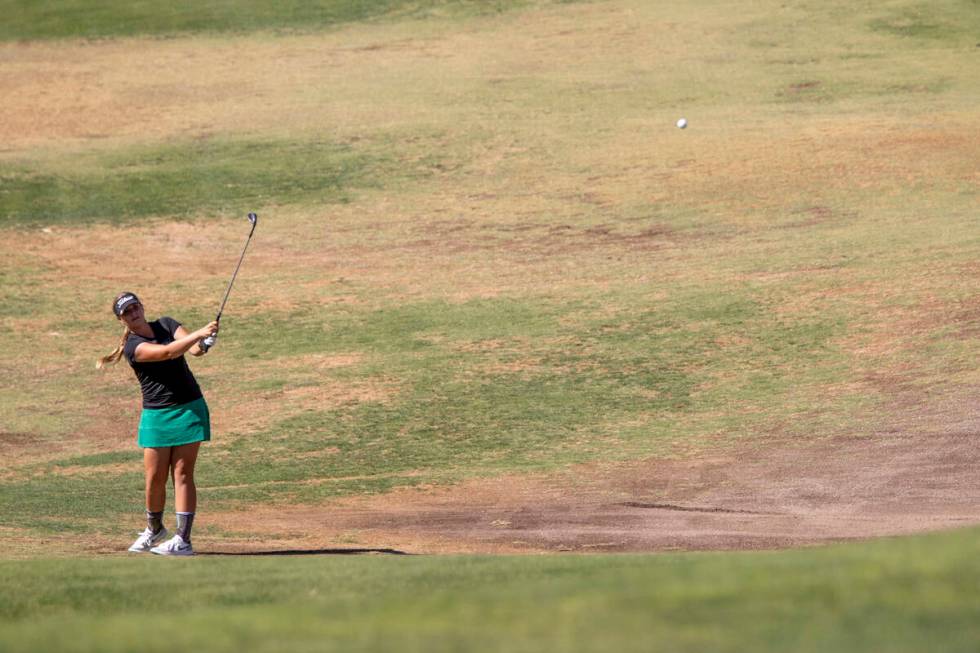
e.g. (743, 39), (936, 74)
(137, 397), (211, 448)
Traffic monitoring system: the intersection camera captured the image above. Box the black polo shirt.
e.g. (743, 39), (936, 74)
(123, 317), (203, 409)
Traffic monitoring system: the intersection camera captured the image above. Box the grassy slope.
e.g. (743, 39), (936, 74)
(0, 0), (977, 542)
(4, 0), (979, 538)
(1, 527), (979, 652)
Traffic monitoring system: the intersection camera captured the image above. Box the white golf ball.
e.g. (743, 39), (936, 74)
(676, 118), (688, 129)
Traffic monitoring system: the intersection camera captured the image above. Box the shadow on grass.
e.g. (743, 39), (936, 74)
(198, 547), (411, 556)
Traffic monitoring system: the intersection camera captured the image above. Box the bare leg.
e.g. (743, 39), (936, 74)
(143, 447), (172, 512)
(171, 441), (201, 513)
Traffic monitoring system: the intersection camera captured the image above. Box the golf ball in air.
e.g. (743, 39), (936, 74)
(676, 118), (688, 129)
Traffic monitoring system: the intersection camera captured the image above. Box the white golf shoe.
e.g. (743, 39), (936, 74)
(150, 533), (194, 556)
(128, 527), (169, 553)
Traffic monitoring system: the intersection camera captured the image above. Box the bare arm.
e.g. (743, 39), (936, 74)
(177, 324), (208, 357)
(133, 321), (218, 363)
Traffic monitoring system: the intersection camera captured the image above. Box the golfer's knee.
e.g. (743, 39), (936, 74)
(172, 464), (195, 488)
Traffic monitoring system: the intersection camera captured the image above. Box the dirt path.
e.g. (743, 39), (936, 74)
(203, 392), (980, 554)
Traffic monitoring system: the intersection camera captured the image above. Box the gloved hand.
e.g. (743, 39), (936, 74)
(200, 333), (218, 353)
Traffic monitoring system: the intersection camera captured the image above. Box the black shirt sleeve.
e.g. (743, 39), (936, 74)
(123, 333), (144, 364)
(158, 316), (182, 337)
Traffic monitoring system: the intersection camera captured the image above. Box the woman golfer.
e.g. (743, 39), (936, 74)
(98, 292), (218, 556)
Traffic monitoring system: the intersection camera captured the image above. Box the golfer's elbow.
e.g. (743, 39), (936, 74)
(162, 344), (189, 360)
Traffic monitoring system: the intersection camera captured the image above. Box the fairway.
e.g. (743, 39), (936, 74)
(2, 528), (980, 652)
(1, 0), (979, 648)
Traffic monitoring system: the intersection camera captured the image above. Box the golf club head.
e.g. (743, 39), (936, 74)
(247, 212), (258, 226)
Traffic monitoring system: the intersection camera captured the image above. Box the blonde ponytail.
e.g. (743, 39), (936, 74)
(96, 324), (131, 369)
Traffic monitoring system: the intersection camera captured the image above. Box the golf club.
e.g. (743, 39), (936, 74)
(200, 212), (258, 352)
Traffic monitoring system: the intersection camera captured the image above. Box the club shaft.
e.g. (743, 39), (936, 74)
(215, 224), (256, 321)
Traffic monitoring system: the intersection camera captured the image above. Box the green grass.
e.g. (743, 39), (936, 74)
(1, 527), (978, 652)
(0, 0), (540, 40)
(0, 135), (442, 227)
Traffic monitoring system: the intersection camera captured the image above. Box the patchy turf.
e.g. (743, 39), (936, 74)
(1, 3), (979, 652)
(0, 0), (978, 561)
